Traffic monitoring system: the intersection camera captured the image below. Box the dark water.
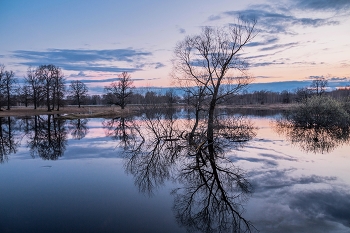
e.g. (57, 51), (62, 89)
(0, 113), (349, 233)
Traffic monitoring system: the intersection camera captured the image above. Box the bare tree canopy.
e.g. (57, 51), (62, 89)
(0, 65), (5, 111)
(310, 76), (328, 96)
(35, 64), (65, 111)
(172, 18), (257, 143)
(104, 71), (134, 109)
(0, 65), (17, 110)
(69, 80), (89, 108)
(4, 70), (16, 110)
(25, 67), (42, 109)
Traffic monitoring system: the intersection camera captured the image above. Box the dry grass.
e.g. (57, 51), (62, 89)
(0, 106), (138, 118)
(0, 103), (294, 118)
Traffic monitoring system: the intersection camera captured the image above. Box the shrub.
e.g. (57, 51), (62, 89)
(284, 95), (350, 128)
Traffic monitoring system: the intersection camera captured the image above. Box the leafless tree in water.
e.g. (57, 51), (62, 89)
(172, 18), (256, 149)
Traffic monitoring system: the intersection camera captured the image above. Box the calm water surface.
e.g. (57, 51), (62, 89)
(0, 113), (349, 233)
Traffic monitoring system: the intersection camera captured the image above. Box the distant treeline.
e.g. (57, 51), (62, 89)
(8, 85), (350, 107)
(1, 64), (349, 109)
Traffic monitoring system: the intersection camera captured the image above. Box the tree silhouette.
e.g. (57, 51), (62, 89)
(69, 80), (89, 107)
(104, 72), (134, 109)
(172, 19), (256, 153)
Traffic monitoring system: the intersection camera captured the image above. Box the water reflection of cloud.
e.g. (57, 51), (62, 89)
(289, 190), (350, 228)
(248, 187), (350, 233)
(248, 197), (350, 233)
(245, 164), (350, 232)
(230, 156), (278, 167)
(64, 138), (124, 160)
(249, 168), (337, 195)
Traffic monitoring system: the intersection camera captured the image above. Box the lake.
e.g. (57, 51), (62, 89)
(0, 110), (349, 233)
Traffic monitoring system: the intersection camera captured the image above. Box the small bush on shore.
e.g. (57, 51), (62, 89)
(284, 95), (350, 128)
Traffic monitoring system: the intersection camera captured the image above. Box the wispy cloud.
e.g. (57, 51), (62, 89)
(246, 36), (279, 47)
(251, 61), (285, 67)
(12, 48), (152, 63)
(78, 77), (147, 84)
(178, 28), (186, 34)
(10, 48), (158, 73)
(69, 71), (89, 77)
(259, 42), (299, 51)
(224, 7), (339, 35)
(293, 0), (350, 12)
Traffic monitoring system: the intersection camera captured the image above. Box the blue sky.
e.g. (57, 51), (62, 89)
(1, 0), (350, 94)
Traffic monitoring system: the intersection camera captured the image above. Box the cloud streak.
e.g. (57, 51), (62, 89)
(12, 48), (151, 63)
(224, 7), (339, 35)
(10, 48), (165, 73)
(293, 0), (350, 12)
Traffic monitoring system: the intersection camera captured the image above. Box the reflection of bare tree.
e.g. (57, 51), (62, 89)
(103, 117), (138, 149)
(26, 115), (68, 160)
(124, 115), (186, 196)
(68, 118), (89, 140)
(173, 149), (253, 233)
(123, 111), (256, 232)
(275, 120), (350, 153)
(0, 117), (21, 163)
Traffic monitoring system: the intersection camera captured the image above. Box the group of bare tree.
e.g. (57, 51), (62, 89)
(22, 65), (66, 111)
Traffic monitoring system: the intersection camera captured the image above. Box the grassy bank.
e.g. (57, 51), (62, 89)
(0, 103), (295, 117)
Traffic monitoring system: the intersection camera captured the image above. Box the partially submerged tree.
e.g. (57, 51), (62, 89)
(69, 80), (89, 108)
(104, 71), (134, 109)
(172, 18), (256, 146)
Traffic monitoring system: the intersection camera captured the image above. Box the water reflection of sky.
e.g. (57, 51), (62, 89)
(236, 117), (350, 233)
(1, 116), (349, 232)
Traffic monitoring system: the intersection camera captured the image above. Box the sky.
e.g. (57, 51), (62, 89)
(1, 0), (350, 94)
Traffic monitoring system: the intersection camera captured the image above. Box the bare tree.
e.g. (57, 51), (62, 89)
(36, 64), (64, 112)
(104, 71), (134, 109)
(310, 76), (328, 96)
(19, 85), (32, 107)
(172, 19), (256, 147)
(50, 66), (65, 111)
(25, 67), (42, 109)
(0, 65), (5, 111)
(4, 70), (16, 110)
(69, 80), (88, 108)
(0, 65), (17, 110)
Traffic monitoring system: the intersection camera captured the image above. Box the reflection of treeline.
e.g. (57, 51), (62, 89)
(26, 115), (67, 160)
(0, 115), (89, 162)
(0, 117), (20, 163)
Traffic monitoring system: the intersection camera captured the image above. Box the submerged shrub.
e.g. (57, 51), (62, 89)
(284, 95), (350, 128)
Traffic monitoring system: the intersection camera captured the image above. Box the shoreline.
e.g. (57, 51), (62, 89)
(0, 103), (293, 117)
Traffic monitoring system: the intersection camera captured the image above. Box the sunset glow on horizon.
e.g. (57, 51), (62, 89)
(1, 0), (349, 94)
